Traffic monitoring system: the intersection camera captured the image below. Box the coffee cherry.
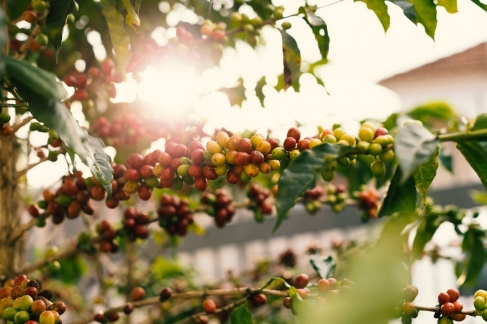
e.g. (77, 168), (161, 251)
(308, 138), (322, 149)
(282, 297), (292, 309)
(450, 313), (466, 321)
(22, 10), (38, 23)
(403, 285), (418, 302)
(402, 302), (415, 315)
(39, 310), (56, 324)
(252, 293), (267, 306)
(441, 302), (455, 315)
(368, 143), (382, 155)
(375, 127), (388, 138)
(130, 287), (145, 301)
(287, 127), (301, 142)
(474, 296), (486, 310)
(317, 279), (330, 293)
(446, 288), (460, 302)
(371, 160), (386, 178)
(358, 126), (374, 142)
(283, 137), (297, 151)
(438, 292), (450, 305)
(281, 21), (292, 29)
(159, 287), (172, 301)
(294, 274), (309, 289)
(123, 303), (134, 315)
(202, 299), (216, 314)
(453, 300), (463, 312)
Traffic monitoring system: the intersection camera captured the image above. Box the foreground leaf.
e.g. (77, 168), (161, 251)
(413, 146), (439, 204)
(45, 0), (75, 55)
(274, 143), (339, 232)
(460, 226), (486, 286)
(230, 303), (254, 324)
(412, 215), (441, 259)
(471, 113), (487, 131)
(280, 30), (301, 90)
(4, 56), (67, 100)
(100, 0), (131, 73)
(390, 0), (417, 24)
(300, 8), (330, 61)
(439, 147), (453, 173)
(378, 167), (417, 217)
(394, 123), (439, 182)
(456, 140), (487, 191)
(471, 0), (487, 12)
(410, 0), (437, 39)
(355, 0), (390, 31)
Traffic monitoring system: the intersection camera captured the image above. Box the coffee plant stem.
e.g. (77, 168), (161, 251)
(7, 219), (35, 244)
(438, 128), (487, 142)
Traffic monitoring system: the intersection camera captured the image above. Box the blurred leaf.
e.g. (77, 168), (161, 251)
(151, 257), (185, 280)
(230, 303), (254, 324)
(378, 167), (417, 217)
(255, 76), (266, 106)
(412, 215), (440, 259)
(280, 30), (301, 90)
(300, 8), (330, 61)
(56, 256), (87, 284)
(382, 112), (399, 130)
(471, 113), (487, 131)
(437, 0), (458, 13)
(310, 255), (336, 279)
(406, 102), (457, 126)
(439, 147), (453, 173)
(4, 56), (67, 100)
(410, 0), (437, 38)
(46, 0), (75, 55)
(471, 0), (487, 12)
(241, 0), (273, 20)
(355, 0), (390, 31)
(394, 123), (439, 182)
(188, 223), (206, 236)
(470, 190), (487, 206)
(100, 0), (131, 73)
(390, 0), (417, 23)
(7, 0), (30, 21)
(132, 0), (143, 13)
(414, 146), (439, 204)
(460, 226), (486, 286)
(338, 155), (374, 193)
(220, 78), (245, 106)
(274, 143), (339, 232)
(456, 141), (487, 191)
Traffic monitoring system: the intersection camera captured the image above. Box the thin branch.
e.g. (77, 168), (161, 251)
(16, 244), (78, 275)
(7, 219), (35, 244)
(12, 116), (33, 132)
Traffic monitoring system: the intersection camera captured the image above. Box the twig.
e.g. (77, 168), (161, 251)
(7, 219), (36, 244)
(12, 116), (33, 132)
(16, 243), (78, 275)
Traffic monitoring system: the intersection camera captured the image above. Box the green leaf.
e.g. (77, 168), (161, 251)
(4, 56), (67, 100)
(220, 78), (245, 106)
(274, 143), (339, 232)
(378, 167), (417, 218)
(255, 76), (266, 106)
(470, 190), (487, 206)
(309, 255), (336, 279)
(413, 146), (439, 204)
(437, 0), (458, 13)
(471, 0), (487, 12)
(10, 82), (113, 197)
(151, 257), (185, 280)
(407, 102), (457, 126)
(390, 0), (417, 24)
(456, 141), (487, 191)
(412, 215), (440, 259)
(471, 113), (487, 131)
(394, 123), (439, 182)
(132, 0), (143, 13)
(56, 256), (87, 284)
(439, 147), (453, 173)
(301, 9), (330, 61)
(45, 0), (75, 55)
(100, 0), (131, 73)
(355, 0), (390, 31)
(410, 0), (437, 39)
(460, 226), (486, 286)
(280, 30), (301, 90)
(230, 303), (254, 324)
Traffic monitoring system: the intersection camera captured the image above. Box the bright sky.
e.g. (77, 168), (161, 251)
(25, 0), (487, 187)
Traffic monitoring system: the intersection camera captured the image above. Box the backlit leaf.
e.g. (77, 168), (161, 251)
(378, 167), (417, 217)
(45, 0), (75, 55)
(410, 0), (437, 38)
(355, 0), (390, 31)
(414, 146), (439, 204)
(280, 30), (301, 90)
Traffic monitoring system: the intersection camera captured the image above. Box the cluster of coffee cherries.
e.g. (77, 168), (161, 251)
(324, 184), (347, 213)
(157, 194), (194, 236)
(473, 289), (487, 321)
(246, 184), (273, 222)
(91, 115), (145, 148)
(63, 59), (121, 102)
(434, 288), (465, 323)
(200, 190), (236, 228)
(96, 220), (119, 253)
(302, 186), (324, 214)
(200, 20), (227, 42)
(17, 0), (59, 52)
(28, 172), (94, 226)
(353, 185), (381, 221)
(0, 274), (66, 324)
(398, 285), (420, 323)
(0, 112), (13, 137)
(121, 207), (151, 242)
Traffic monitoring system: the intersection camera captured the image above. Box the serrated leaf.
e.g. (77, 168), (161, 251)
(274, 143), (339, 232)
(471, 0), (487, 12)
(410, 0), (437, 38)
(378, 167), (417, 217)
(355, 0), (390, 31)
(301, 9), (330, 61)
(390, 0), (417, 23)
(471, 113), (487, 131)
(100, 0), (131, 73)
(460, 227), (486, 286)
(437, 0), (457, 13)
(4, 56), (67, 100)
(394, 123), (439, 182)
(230, 303), (254, 324)
(439, 146), (453, 173)
(414, 146), (439, 204)
(310, 255), (336, 279)
(280, 30), (301, 90)
(45, 0), (75, 55)
(456, 141), (487, 191)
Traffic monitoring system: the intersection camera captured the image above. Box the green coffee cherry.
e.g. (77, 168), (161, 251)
(281, 22), (292, 30)
(371, 160), (386, 178)
(0, 112), (11, 124)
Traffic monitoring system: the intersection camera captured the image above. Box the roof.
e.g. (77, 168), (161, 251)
(379, 42), (487, 86)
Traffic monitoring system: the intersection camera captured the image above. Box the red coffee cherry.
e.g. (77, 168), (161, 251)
(202, 299), (216, 314)
(287, 127), (301, 142)
(441, 302), (455, 315)
(438, 292), (450, 305)
(130, 287), (146, 301)
(294, 274), (309, 289)
(159, 287), (172, 301)
(446, 288), (460, 302)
